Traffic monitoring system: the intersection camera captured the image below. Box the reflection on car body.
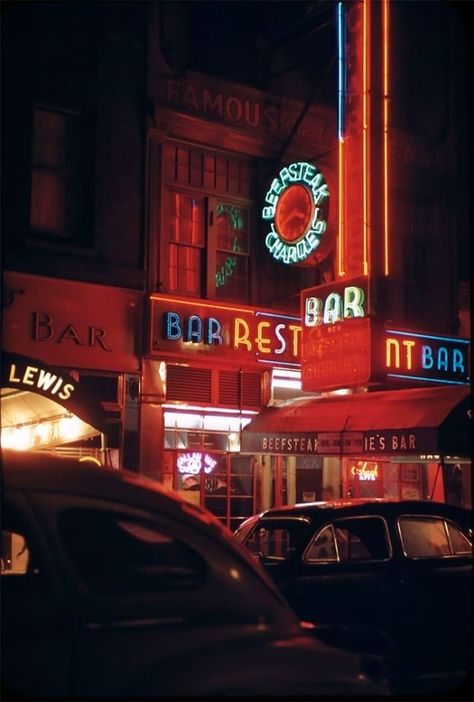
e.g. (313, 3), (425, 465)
(235, 498), (473, 697)
(1, 450), (387, 698)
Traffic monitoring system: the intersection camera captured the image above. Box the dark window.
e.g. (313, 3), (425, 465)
(30, 105), (90, 245)
(59, 509), (207, 594)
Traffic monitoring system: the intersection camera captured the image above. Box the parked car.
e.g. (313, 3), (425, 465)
(1, 451), (387, 699)
(235, 498), (473, 697)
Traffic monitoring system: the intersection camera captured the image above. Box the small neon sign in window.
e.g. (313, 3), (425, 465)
(177, 452), (217, 475)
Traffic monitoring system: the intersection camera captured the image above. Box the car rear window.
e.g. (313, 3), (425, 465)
(58, 509), (207, 594)
(399, 516), (472, 558)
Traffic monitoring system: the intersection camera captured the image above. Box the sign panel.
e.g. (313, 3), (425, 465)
(301, 277), (372, 391)
(362, 428), (437, 455)
(2, 271), (141, 372)
(150, 295), (301, 368)
(1, 352), (108, 432)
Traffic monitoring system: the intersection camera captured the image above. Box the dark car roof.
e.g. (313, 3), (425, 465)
(257, 498), (472, 528)
(1, 449), (223, 534)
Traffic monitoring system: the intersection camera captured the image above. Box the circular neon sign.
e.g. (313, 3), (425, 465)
(262, 162), (330, 265)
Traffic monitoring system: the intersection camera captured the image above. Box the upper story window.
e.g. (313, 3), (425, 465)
(162, 143), (252, 302)
(30, 105), (90, 245)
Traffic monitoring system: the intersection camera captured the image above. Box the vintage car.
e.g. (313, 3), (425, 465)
(1, 451), (387, 699)
(235, 498), (473, 696)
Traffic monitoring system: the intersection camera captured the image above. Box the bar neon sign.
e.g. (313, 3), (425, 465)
(385, 330), (470, 385)
(262, 162), (329, 265)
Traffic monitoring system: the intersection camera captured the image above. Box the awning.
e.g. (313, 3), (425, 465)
(1, 352), (108, 433)
(241, 385), (472, 457)
(1, 388), (101, 449)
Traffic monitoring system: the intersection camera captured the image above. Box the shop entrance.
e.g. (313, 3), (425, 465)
(256, 455), (323, 512)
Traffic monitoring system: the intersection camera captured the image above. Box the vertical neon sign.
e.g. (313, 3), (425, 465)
(382, 0), (390, 275)
(337, 2), (346, 277)
(337, 0), (390, 279)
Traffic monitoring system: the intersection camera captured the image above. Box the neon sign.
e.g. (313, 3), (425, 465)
(385, 330), (470, 385)
(351, 461), (378, 481)
(177, 452), (217, 475)
(153, 297), (302, 367)
(304, 286), (366, 326)
(262, 162), (329, 265)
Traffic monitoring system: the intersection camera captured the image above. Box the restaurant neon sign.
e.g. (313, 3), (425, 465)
(262, 162), (329, 264)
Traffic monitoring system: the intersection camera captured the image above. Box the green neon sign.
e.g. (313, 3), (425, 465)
(262, 162), (329, 264)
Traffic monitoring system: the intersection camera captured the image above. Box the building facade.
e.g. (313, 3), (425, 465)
(2, 1), (471, 526)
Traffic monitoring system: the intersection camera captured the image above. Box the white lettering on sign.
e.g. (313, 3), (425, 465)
(304, 286), (366, 326)
(8, 363), (76, 400)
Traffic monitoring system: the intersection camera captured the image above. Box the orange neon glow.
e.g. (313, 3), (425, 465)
(362, 0), (370, 276)
(338, 136), (346, 277)
(149, 294), (251, 315)
(383, 0), (390, 275)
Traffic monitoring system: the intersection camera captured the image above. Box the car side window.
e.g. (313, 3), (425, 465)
(399, 516), (472, 558)
(246, 527), (293, 559)
(305, 517), (390, 562)
(244, 521), (307, 560)
(1, 530), (31, 575)
(1, 505), (48, 597)
(58, 509), (207, 594)
(305, 525), (337, 561)
(446, 522), (471, 554)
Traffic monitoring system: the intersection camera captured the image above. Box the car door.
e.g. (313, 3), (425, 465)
(28, 492), (274, 697)
(284, 515), (397, 635)
(1, 492), (73, 697)
(393, 513), (472, 678)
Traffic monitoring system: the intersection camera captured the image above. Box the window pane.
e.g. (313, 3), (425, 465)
(447, 523), (472, 555)
(215, 252), (248, 301)
(170, 243), (202, 295)
(399, 517), (451, 558)
(30, 171), (67, 235)
(244, 522), (304, 559)
(170, 193), (204, 245)
(33, 109), (66, 168)
(1, 531), (30, 575)
(59, 509), (207, 594)
(333, 518), (390, 561)
(215, 203), (248, 252)
(305, 526), (337, 561)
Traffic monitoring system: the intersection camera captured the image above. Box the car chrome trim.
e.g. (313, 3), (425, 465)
(83, 616), (187, 630)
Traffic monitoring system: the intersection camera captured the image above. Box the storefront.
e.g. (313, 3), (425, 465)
(241, 384), (472, 509)
(140, 293), (314, 528)
(2, 272), (142, 468)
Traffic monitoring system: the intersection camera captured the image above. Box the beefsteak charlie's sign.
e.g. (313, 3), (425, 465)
(262, 162), (330, 266)
(241, 429), (435, 455)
